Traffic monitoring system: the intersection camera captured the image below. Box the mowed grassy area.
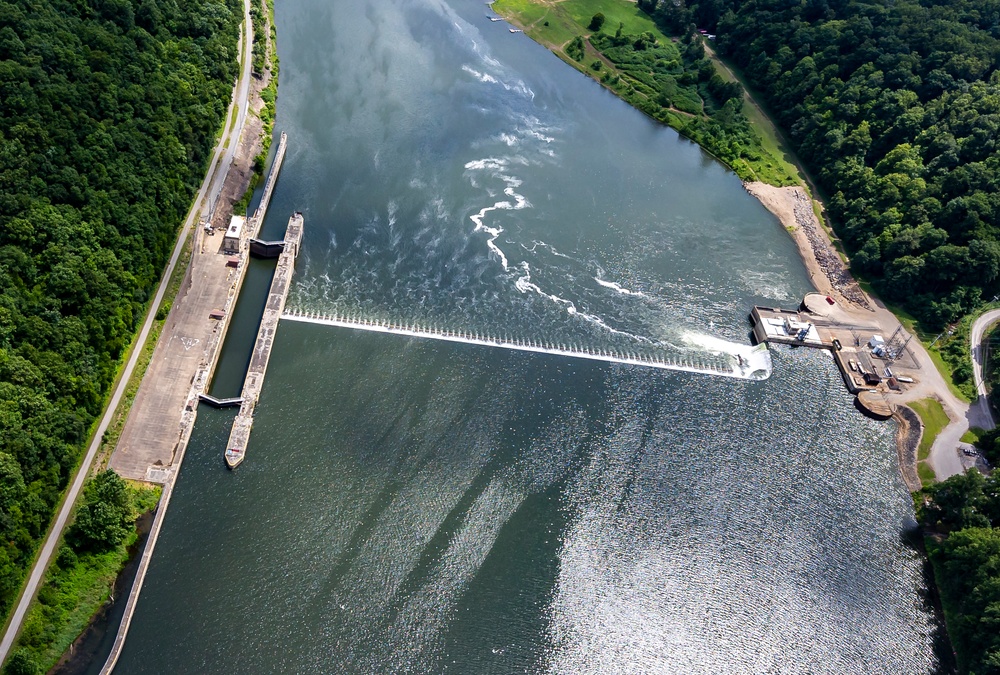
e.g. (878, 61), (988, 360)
(494, 0), (659, 48)
(493, 0), (797, 186)
(908, 398), (951, 487)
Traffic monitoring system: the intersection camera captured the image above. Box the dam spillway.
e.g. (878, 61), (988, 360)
(280, 309), (773, 380)
(225, 212), (304, 468)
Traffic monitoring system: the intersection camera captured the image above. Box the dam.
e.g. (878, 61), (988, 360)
(281, 310), (773, 380)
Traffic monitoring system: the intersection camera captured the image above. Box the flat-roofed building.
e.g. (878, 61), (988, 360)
(223, 215), (246, 253)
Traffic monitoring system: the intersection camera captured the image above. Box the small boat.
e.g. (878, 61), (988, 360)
(849, 360), (857, 372)
(509, 28), (522, 33)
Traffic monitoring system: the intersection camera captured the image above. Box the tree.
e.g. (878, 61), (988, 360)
(2, 650), (40, 675)
(0, 0), (241, 614)
(588, 13), (606, 32)
(67, 470), (132, 552)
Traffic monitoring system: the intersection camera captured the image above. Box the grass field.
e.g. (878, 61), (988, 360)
(908, 397), (951, 487)
(494, 0), (659, 48)
(909, 398), (951, 462)
(494, 0), (796, 185)
(907, 398), (951, 487)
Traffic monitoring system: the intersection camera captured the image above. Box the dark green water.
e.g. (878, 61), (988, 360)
(113, 0), (938, 672)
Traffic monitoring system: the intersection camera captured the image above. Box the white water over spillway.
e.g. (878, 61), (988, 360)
(281, 309), (772, 380)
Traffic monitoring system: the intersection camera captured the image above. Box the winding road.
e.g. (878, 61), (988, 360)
(923, 309), (1000, 480)
(0, 0), (253, 665)
(970, 309), (1000, 431)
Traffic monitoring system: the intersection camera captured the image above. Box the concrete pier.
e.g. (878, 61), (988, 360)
(225, 212), (303, 468)
(249, 132), (286, 236)
(109, 133), (288, 482)
(750, 293), (923, 418)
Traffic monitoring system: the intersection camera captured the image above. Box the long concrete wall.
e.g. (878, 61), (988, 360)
(100, 141), (290, 673)
(281, 310), (774, 381)
(226, 212), (303, 467)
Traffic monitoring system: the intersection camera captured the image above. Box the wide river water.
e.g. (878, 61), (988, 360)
(112, 0), (940, 672)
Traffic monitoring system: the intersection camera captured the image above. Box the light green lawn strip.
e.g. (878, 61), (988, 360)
(917, 462), (937, 489)
(908, 398), (950, 462)
(962, 427), (985, 445)
(702, 47), (801, 188)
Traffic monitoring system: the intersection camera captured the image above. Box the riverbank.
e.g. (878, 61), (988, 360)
(495, 0), (973, 489)
(492, 0), (796, 186)
(1, 483), (160, 675)
(746, 181), (972, 484)
(0, 0), (278, 671)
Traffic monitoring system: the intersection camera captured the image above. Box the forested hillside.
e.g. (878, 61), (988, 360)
(919, 470), (1000, 673)
(643, 0), (1000, 331)
(0, 0), (240, 615)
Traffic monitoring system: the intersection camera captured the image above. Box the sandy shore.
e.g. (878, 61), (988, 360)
(745, 182), (871, 310)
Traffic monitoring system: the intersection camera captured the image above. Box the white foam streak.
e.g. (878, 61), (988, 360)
(465, 162), (530, 271)
(461, 64), (499, 85)
(469, 202), (511, 270)
(595, 277), (646, 297)
(515, 264), (652, 344)
(464, 157), (507, 171)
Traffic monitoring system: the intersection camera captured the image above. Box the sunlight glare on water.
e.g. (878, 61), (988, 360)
(110, 1), (939, 673)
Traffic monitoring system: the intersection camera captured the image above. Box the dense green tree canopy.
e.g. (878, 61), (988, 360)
(0, 0), (240, 615)
(920, 470), (1000, 673)
(642, 0), (1000, 329)
(67, 469), (132, 552)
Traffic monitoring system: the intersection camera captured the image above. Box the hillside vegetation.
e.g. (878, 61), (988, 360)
(919, 470), (1000, 673)
(645, 0), (1000, 332)
(494, 0), (799, 186)
(0, 0), (241, 616)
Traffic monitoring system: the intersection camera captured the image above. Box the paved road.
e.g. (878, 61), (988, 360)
(924, 309), (1000, 481)
(970, 308), (1000, 431)
(0, 1), (253, 665)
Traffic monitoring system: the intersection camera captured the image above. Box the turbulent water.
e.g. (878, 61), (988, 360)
(111, 0), (939, 672)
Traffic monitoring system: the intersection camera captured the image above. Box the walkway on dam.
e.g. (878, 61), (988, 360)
(226, 212), (303, 467)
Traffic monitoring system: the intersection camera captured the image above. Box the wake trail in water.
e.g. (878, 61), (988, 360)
(514, 263), (655, 344)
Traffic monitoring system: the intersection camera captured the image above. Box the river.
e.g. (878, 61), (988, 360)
(111, 0), (939, 672)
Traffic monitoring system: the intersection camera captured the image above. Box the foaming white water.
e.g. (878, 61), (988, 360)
(595, 277), (646, 297)
(465, 159), (531, 271)
(515, 263), (653, 344)
(462, 64), (499, 85)
(469, 202), (512, 270)
(281, 309), (772, 380)
(681, 331), (772, 369)
(523, 240), (572, 259)
(461, 64), (534, 98)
